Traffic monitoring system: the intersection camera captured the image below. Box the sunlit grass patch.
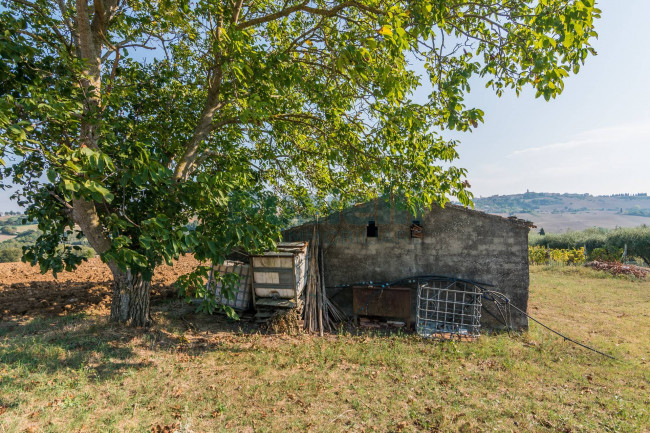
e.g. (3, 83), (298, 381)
(1, 267), (648, 432)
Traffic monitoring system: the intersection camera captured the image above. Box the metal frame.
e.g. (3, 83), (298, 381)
(416, 279), (482, 340)
(207, 262), (252, 311)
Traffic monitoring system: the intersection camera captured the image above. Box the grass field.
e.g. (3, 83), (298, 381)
(495, 211), (650, 233)
(1, 266), (648, 432)
(0, 224), (38, 242)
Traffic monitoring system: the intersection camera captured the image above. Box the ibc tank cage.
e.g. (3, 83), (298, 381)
(416, 278), (482, 340)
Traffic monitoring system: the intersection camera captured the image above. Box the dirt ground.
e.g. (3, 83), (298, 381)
(0, 256), (201, 320)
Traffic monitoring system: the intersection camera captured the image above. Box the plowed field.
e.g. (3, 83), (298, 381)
(0, 256), (200, 320)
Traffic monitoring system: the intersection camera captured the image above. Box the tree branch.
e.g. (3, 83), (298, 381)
(236, 1), (384, 30)
(9, 0), (72, 51)
(232, 0), (245, 24)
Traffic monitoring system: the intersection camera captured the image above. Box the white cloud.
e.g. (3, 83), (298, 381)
(467, 117), (650, 196)
(508, 119), (650, 157)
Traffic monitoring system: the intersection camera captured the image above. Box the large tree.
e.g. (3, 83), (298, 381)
(0, 0), (599, 326)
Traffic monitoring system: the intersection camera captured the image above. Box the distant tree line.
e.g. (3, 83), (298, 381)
(624, 208), (650, 217)
(473, 192), (650, 214)
(0, 214), (34, 236)
(610, 193), (647, 197)
(0, 216), (31, 227)
(0, 229), (94, 263)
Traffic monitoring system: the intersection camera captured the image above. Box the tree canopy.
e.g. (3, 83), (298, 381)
(0, 0), (600, 325)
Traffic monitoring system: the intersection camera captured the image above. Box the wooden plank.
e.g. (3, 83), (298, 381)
(252, 256), (293, 268)
(253, 271), (280, 284)
(255, 298), (298, 308)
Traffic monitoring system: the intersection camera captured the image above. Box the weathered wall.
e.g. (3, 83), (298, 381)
(284, 200), (530, 330)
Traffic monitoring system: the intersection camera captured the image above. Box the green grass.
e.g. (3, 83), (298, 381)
(1, 267), (649, 432)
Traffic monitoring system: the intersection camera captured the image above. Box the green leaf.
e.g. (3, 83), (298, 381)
(0, 0), (600, 323)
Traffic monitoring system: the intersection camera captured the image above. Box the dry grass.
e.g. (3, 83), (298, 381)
(1, 266), (649, 432)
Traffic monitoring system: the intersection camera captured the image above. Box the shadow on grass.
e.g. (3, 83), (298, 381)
(0, 314), (148, 380)
(0, 307), (266, 382)
(0, 299), (531, 386)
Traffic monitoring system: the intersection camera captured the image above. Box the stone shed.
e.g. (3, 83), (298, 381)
(283, 199), (533, 331)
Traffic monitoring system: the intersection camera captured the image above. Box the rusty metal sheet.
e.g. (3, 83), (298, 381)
(352, 286), (411, 327)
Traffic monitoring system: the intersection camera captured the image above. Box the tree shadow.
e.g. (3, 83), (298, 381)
(0, 304), (265, 383)
(0, 316), (144, 381)
(0, 290), (472, 387)
(0, 279), (178, 319)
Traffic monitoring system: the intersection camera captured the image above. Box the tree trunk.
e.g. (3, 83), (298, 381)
(109, 267), (152, 327)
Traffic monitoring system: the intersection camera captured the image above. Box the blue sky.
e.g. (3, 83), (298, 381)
(434, 0), (650, 198)
(1, 0), (647, 211)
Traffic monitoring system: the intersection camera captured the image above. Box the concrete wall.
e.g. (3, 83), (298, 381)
(284, 200), (530, 330)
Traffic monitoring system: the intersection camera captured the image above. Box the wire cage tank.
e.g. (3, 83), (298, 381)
(416, 279), (482, 340)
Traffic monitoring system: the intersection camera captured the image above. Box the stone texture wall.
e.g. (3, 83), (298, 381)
(284, 200), (530, 330)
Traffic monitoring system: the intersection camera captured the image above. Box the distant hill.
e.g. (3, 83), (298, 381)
(470, 192), (650, 233)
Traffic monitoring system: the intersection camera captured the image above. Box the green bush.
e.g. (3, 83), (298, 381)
(530, 227), (608, 251)
(73, 246), (96, 259)
(0, 228), (96, 264)
(607, 227), (650, 265)
(588, 247), (623, 262)
(1, 216), (23, 226)
(0, 226), (18, 235)
(0, 247), (22, 263)
(11, 229), (41, 243)
(531, 225), (650, 265)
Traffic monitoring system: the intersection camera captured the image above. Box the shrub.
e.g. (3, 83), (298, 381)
(0, 247), (22, 263)
(0, 226), (18, 235)
(531, 228), (608, 251)
(588, 247), (623, 262)
(528, 246), (585, 265)
(73, 246), (96, 259)
(12, 229), (41, 243)
(567, 247), (586, 264)
(528, 245), (548, 265)
(607, 226), (650, 265)
(530, 226), (650, 266)
(2, 216), (23, 226)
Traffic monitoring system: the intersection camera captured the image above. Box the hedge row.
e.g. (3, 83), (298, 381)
(530, 226), (650, 265)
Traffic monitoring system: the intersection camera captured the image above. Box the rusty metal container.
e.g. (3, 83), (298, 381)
(352, 286), (411, 327)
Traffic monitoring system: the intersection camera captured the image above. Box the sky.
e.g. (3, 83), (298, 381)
(1, 0), (647, 212)
(431, 0), (650, 198)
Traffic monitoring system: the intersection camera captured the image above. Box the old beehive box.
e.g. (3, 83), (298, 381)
(250, 242), (309, 309)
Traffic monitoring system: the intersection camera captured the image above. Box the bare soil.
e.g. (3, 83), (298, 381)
(0, 256), (201, 320)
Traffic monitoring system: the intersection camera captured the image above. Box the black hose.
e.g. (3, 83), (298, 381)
(481, 289), (618, 361)
(508, 303), (618, 361)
